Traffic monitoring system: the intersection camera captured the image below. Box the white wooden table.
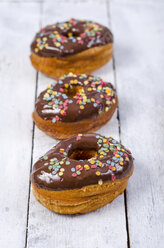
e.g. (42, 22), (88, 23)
(0, 0), (164, 247)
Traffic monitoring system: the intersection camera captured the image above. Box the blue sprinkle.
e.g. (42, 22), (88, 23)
(58, 80), (63, 84)
(96, 135), (100, 138)
(52, 171), (56, 175)
(62, 94), (68, 99)
(52, 118), (56, 123)
(107, 160), (111, 164)
(93, 103), (98, 107)
(71, 168), (75, 172)
(69, 100), (73, 103)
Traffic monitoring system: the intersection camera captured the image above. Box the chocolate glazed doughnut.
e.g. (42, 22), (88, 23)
(30, 19), (113, 78)
(33, 73), (118, 139)
(31, 134), (134, 214)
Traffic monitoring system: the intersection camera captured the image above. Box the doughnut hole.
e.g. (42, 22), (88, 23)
(63, 85), (83, 98)
(68, 148), (98, 160)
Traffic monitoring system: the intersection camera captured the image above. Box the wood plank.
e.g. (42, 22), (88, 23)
(27, 1), (128, 247)
(0, 2), (40, 247)
(110, 0), (164, 247)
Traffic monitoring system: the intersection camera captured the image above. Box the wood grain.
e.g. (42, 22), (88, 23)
(110, 0), (164, 247)
(0, 2), (40, 248)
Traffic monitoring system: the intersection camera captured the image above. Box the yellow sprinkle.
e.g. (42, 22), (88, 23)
(45, 43), (48, 47)
(99, 162), (102, 167)
(52, 91), (57, 95)
(60, 110), (65, 114)
(60, 161), (64, 165)
(43, 37), (47, 41)
(89, 77), (93, 80)
(126, 157), (129, 161)
(36, 38), (41, 42)
(65, 84), (69, 88)
(34, 48), (38, 53)
(87, 87), (92, 91)
(112, 167), (116, 171)
(100, 155), (104, 158)
(68, 32), (73, 37)
(55, 42), (60, 47)
(90, 159), (95, 164)
(113, 99), (116, 104)
(105, 88), (111, 94)
(59, 172), (63, 176)
(80, 105), (84, 109)
(60, 168), (65, 172)
(91, 98), (95, 102)
(103, 139), (107, 143)
(84, 164), (90, 170)
(96, 171), (101, 176)
(84, 80), (88, 85)
(44, 93), (49, 98)
(106, 101), (110, 105)
(78, 134), (82, 136)
(105, 107), (109, 112)
(120, 162), (123, 166)
(100, 94), (104, 98)
(115, 154), (119, 158)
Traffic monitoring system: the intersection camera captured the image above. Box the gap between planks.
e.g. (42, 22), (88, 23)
(106, 0), (130, 247)
(24, 71), (39, 248)
(25, 2), (43, 247)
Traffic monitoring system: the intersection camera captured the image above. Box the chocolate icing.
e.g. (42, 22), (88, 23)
(31, 134), (134, 191)
(31, 19), (113, 58)
(35, 73), (117, 123)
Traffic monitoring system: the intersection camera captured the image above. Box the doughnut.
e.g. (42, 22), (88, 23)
(33, 73), (118, 139)
(30, 19), (113, 78)
(31, 133), (134, 214)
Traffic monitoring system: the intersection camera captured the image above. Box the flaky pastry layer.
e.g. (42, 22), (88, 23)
(30, 43), (113, 78)
(32, 167), (133, 214)
(33, 99), (118, 139)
